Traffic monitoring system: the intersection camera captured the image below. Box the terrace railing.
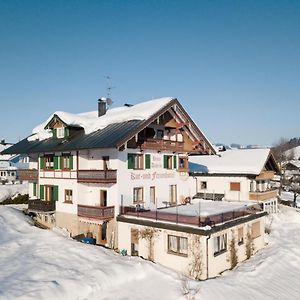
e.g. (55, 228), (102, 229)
(119, 205), (260, 228)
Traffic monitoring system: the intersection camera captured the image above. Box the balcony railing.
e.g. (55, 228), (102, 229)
(249, 189), (278, 201)
(138, 138), (184, 151)
(77, 170), (117, 183)
(119, 205), (261, 228)
(28, 199), (55, 212)
(18, 169), (38, 181)
(78, 204), (115, 220)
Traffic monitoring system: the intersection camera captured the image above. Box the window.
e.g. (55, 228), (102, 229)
(56, 127), (65, 138)
(156, 129), (164, 139)
(44, 155), (54, 170)
(230, 182), (240, 191)
(251, 221), (261, 239)
(201, 181), (207, 190)
(178, 156), (188, 170)
(103, 156), (109, 170)
(150, 186), (155, 204)
(169, 185), (177, 204)
(61, 155), (71, 169)
(164, 155), (173, 169)
(64, 189), (73, 203)
(168, 235), (188, 256)
(128, 154), (144, 170)
(214, 234), (227, 256)
(238, 227), (244, 245)
(133, 187), (143, 203)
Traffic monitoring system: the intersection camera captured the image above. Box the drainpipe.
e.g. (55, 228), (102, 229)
(206, 234), (211, 279)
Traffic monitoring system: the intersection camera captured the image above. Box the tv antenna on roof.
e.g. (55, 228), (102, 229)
(104, 75), (116, 100)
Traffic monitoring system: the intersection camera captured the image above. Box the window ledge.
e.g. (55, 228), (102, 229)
(167, 251), (188, 258)
(214, 249), (227, 257)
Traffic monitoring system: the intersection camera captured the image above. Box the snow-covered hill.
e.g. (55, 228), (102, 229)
(1, 206), (300, 299)
(0, 183), (28, 202)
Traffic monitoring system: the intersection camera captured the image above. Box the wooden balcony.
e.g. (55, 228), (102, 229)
(77, 170), (117, 183)
(249, 189), (278, 201)
(78, 204), (115, 220)
(18, 169), (38, 181)
(138, 138), (184, 151)
(28, 199), (55, 212)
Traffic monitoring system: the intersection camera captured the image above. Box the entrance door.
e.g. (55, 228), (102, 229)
(131, 229), (139, 256)
(98, 222), (107, 245)
(100, 190), (107, 207)
(45, 186), (54, 201)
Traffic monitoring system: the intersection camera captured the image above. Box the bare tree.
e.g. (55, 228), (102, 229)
(189, 235), (203, 280)
(139, 228), (158, 262)
(228, 230), (238, 269)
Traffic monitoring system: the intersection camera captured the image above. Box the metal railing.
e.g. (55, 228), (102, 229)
(119, 205), (260, 228)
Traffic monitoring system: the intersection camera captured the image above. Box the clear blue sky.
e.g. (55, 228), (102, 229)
(0, 0), (299, 146)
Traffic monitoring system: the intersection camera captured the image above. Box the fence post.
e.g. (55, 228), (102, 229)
(121, 194), (123, 215)
(156, 197), (158, 221)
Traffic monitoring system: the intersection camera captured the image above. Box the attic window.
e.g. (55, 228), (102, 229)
(56, 127), (65, 138)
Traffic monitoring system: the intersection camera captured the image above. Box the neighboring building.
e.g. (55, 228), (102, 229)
(0, 140), (17, 183)
(2, 97), (215, 248)
(285, 160), (300, 179)
(188, 149), (280, 213)
(117, 199), (266, 279)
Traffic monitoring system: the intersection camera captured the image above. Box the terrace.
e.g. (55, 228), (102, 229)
(119, 199), (262, 228)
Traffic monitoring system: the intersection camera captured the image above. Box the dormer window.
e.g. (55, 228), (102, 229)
(56, 127), (65, 138)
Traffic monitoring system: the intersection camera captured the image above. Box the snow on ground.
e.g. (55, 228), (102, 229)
(1, 205), (300, 300)
(0, 206), (182, 300)
(0, 182), (28, 202)
(280, 191), (300, 207)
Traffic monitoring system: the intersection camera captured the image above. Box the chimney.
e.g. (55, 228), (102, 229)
(98, 98), (107, 117)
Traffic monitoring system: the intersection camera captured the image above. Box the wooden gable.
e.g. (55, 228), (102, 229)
(123, 99), (216, 155)
(256, 153), (280, 180)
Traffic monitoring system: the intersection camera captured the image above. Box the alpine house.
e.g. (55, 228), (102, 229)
(3, 97), (215, 247)
(3, 97), (269, 279)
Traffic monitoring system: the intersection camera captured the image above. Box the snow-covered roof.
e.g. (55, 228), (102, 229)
(287, 160), (300, 169)
(161, 199), (256, 217)
(29, 97), (174, 141)
(189, 148), (272, 175)
(0, 144), (15, 161)
(285, 146), (300, 160)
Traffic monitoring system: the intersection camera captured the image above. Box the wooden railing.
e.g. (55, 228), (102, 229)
(28, 199), (55, 212)
(78, 204), (115, 219)
(249, 189), (278, 201)
(77, 170), (117, 183)
(138, 138), (184, 151)
(18, 169), (38, 181)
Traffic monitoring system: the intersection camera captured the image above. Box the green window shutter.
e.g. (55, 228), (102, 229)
(39, 157), (45, 169)
(145, 154), (151, 169)
(33, 183), (37, 197)
(53, 128), (57, 138)
(40, 185), (44, 200)
(53, 186), (59, 201)
(173, 156), (177, 169)
(127, 153), (134, 169)
(69, 155), (73, 169)
(163, 155), (168, 169)
(54, 156), (60, 169)
(64, 127), (70, 137)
